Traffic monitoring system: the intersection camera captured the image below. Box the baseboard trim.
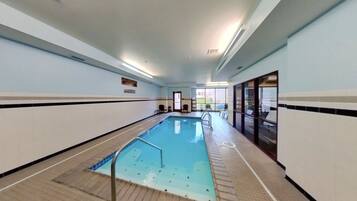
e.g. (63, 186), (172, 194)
(285, 175), (316, 201)
(276, 161), (286, 170)
(0, 113), (158, 178)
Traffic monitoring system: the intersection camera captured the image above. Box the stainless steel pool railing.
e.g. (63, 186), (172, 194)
(111, 137), (164, 201)
(135, 137), (164, 168)
(201, 111), (212, 129)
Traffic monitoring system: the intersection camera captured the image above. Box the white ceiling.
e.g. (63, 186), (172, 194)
(0, 0), (260, 85)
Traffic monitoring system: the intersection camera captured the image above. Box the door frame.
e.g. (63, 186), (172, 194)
(233, 71), (279, 161)
(173, 91), (182, 112)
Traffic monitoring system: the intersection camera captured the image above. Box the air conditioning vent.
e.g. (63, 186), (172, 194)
(207, 49), (219, 55)
(71, 55), (85, 62)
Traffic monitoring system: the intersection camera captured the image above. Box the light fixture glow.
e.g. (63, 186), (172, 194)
(218, 22), (240, 54)
(223, 26), (245, 57)
(121, 62), (153, 79)
(206, 81), (229, 86)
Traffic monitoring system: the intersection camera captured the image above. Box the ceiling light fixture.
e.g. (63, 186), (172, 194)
(223, 26), (246, 57)
(121, 62), (153, 79)
(206, 81), (229, 86)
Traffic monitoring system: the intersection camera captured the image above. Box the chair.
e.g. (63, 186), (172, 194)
(158, 105), (167, 113)
(182, 104), (189, 113)
(220, 104), (229, 119)
(205, 104), (211, 111)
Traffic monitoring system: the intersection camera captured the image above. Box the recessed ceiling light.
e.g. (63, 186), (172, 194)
(206, 81), (229, 86)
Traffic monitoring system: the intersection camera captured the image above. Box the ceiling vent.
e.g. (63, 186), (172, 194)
(71, 55), (85, 62)
(207, 49), (219, 55)
(237, 66), (244, 70)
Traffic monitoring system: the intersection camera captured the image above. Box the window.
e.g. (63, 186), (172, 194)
(215, 88), (226, 110)
(173, 92), (182, 111)
(194, 88), (227, 111)
(196, 89), (206, 110)
(205, 89), (215, 110)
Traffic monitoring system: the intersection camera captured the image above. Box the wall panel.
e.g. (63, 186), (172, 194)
(0, 100), (158, 174)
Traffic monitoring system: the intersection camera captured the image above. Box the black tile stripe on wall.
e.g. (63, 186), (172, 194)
(0, 99), (161, 109)
(278, 104), (357, 117)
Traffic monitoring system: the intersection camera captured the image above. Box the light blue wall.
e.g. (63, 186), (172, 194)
(0, 37), (160, 98)
(231, 1), (357, 95)
(161, 87), (192, 99)
(286, 0), (357, 93)
(230, 46), (287, 92)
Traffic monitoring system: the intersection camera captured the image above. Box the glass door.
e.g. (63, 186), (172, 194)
(243, 80), (257, 143)
(233, 71), (278, 161)
(234, 84), (243, 132)
(258, 73), (278, 160)
(173, 91), (182, 111)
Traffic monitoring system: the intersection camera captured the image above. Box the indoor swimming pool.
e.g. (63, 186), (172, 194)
(91, 116), (216, 201)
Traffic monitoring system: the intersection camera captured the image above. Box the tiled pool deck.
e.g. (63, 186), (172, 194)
(0, 113), (307, 201)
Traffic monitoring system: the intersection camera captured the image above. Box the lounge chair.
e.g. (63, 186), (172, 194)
(182, 104), (189, 113)
(157, 105), (167, 113)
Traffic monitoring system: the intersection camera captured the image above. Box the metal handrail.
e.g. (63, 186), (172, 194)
(201, 111), (212, 129)
(135, 137), (164, 168)
(201, 111), (208, 119)
(110, 137), (164, 201)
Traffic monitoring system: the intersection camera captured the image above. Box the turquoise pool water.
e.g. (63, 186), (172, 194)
(92, 116), (216, 201)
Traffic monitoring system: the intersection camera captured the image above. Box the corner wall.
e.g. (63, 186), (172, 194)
(279, 1), (357, 200)
(0, 36), (160, 174)
(228, 46), (287, 125)
(229, 1), (357, 200)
